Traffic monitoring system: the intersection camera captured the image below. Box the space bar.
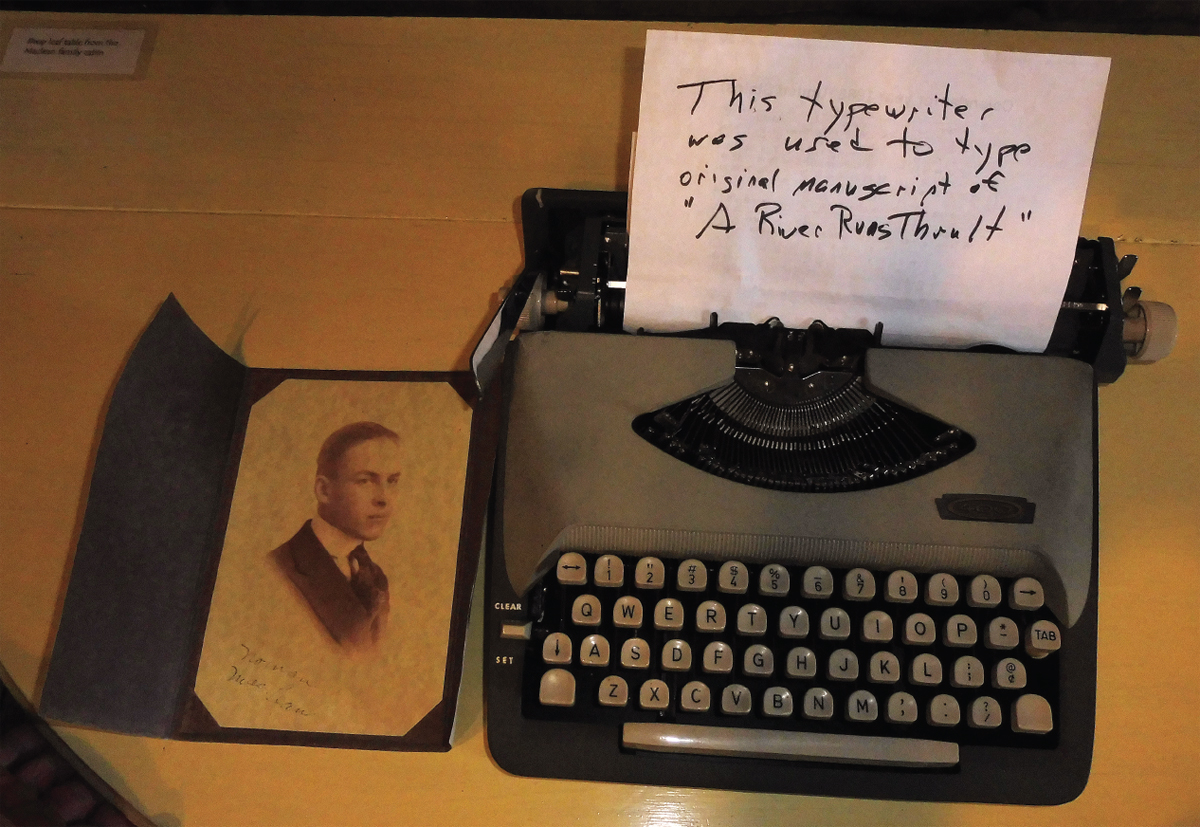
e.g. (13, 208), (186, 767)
(622, 723), (959, 768)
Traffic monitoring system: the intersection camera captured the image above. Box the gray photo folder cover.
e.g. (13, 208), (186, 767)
(40, 295), (500, 750)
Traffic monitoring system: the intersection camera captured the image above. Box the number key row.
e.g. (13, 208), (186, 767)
(555, 554), (1045, 611)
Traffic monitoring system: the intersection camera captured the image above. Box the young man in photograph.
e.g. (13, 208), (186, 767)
(271, 422), (400, 651)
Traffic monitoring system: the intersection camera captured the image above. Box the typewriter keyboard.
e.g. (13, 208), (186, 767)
(519, 552), (1063, 768)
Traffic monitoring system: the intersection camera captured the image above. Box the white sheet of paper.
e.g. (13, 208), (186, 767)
(626, 31), (1110, 350)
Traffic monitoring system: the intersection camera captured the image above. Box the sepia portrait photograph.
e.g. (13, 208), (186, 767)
(194, 378), (473, 738)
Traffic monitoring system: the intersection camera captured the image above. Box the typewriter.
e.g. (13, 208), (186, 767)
(478, 188), (1176, 804)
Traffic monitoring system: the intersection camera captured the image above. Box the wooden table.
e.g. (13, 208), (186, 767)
(2, 13), (1197, 825)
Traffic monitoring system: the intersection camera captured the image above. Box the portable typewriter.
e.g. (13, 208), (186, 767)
(477, 188), (1176, 804)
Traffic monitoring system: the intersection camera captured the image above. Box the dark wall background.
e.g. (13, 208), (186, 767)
(4, 1), (1199, 37)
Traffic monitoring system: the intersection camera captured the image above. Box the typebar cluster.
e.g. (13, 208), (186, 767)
(525, 552), (1061, 745)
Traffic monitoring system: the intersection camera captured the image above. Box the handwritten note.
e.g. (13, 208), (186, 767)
(626, 31), (1109, 350)
(224, 644), (317, 719)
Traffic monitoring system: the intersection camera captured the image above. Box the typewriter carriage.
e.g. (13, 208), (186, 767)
(500, 188), (1176, 384)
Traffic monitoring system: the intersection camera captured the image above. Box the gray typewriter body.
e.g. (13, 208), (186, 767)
(486, 331), (1096, 803)
(482, 188), (1122, 804)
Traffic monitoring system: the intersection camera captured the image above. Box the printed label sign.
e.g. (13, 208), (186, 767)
(1, 27), (146, 75)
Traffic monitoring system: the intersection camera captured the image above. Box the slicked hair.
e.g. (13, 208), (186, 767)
(316, 421), (400, 479)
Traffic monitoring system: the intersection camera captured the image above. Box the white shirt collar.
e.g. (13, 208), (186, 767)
(311, 513), (358, 579)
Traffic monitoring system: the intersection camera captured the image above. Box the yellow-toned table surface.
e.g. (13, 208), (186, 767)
(1, 13), (1197, 827)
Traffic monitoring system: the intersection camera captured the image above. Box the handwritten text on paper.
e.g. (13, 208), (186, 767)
(224, 643), (316, 718)
(678, 77), (1029, 245)
(625, 32), (1110, 350)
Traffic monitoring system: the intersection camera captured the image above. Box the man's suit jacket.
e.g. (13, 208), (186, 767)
(270, 520), (390, 650)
